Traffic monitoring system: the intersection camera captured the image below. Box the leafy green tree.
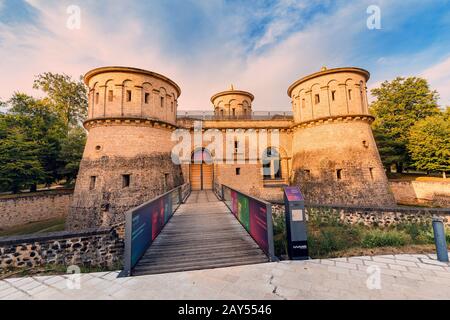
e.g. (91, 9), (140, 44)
(372, 128), (405, 173)
(33, 73), (88, 129)
(0, 114), (46, 193)
(408, 109), (450, 178)
(6, 93), (66, 190)
(58, 126), (87, 185)
(370, 77), (441, 172)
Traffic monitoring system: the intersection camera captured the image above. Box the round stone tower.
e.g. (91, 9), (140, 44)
(288, 67), (395, 206)
(211, 85), (254, 118)
(67, 66), (184, 230)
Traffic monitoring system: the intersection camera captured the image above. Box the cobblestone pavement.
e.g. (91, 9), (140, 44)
(1, 253), (449, 300)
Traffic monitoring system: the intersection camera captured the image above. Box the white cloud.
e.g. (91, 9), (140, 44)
(0, 0), (449, 111)
(421, 56), (450, 107)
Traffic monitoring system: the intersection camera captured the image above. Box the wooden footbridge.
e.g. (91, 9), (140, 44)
(124, 185), (276, 276)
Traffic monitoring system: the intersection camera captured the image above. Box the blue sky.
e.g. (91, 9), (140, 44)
(0, 0), (449, 109)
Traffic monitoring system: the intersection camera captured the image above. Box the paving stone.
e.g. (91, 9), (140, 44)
(1, 253), (450, 300)
(391, 259), (418, 267)
(327, 266), (350, 275)
(363, 261), (389, 269)
(433, 271), (450, 279)
(401, 272), (425, 281)
(372, 257), (397, 264)
(380, 268), (402, 277)
(417, 263), (446, 271)
(393, 255), (422, 263)
(0, 286), (20, 299)
(347, 258), (365, 265)
(388, 264), (408, 272)
(319, 259), (335, 266)
(335, 261), (358, 270)
(419, 258), (450, 267)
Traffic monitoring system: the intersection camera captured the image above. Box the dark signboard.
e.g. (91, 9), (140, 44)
(284, 186), (304, 202)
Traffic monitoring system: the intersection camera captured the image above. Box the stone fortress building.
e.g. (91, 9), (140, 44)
(67, 66), (396, 230)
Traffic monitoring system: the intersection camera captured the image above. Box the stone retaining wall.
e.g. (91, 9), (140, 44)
(0, 224), (124, 271)
(272, 203), (450, 227)
(390, 181), (450, 207)
(0, 189), (73, 229)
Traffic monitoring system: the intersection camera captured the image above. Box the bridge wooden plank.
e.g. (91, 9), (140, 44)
(132, 190), (269, 276)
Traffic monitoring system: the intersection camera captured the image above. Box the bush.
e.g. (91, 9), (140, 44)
(272, 213), (287, 257)
(396, 222), (434, 245)
(308, 226), (362, 258)
(361, 230), (411, 248)
(308, 207), (342, 227)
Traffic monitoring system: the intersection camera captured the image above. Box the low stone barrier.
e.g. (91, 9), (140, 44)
(271, 203), (450, 227)
(0, 189), (73, 229)
(0, 224), (124, 271)
(390, 180), (450, 207)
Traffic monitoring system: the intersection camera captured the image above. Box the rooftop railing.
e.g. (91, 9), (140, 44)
(177, 110), (293, 121)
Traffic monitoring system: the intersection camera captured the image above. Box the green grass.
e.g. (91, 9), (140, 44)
(272, 208), (450, 259)
(0, 218), (66, 237)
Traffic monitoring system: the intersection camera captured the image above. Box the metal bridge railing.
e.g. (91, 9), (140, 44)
(217, 184), (276, 261)
(123, 183), (191, 276)
(177, 110), (293, 121)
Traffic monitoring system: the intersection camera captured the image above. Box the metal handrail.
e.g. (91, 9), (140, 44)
(123, 183), (191, 276)
(177, 110), (293, 121)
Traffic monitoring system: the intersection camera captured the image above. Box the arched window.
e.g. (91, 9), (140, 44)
(262, 147), (281, 180)
(192, 148), (213, 165)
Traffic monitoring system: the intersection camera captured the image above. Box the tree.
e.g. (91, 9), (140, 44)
(6, 93), (65, 190)
(33, 73), (88, 129)
(370, 77), (441, 172)
(0, 114), (46, 193)
(408, 109), (450, 178)
(58, 126), (87, 185)
(372, 128), (405, 173)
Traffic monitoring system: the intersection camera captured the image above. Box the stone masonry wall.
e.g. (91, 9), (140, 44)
(272, 203), (450, 227)
(390, 181), (450, 207)
(67, 153), (184, 230)
(0, 224), (124, 271)
(0, 190), (73, 229)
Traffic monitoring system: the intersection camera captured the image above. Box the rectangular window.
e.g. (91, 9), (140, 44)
(126, 90), (132, 102)
(122, 174), (131, 188)
(263, 162), (271, 180)
(369, 168), (374, 181)
(348, 89), (352, 100)
(232, 108), (236, 117)
(234, 140), (240, 154)
(304, 169), (311, 179)
(144, 93), (150, 104)
(95, 93), (99, 104)
(315, 94), (320, 104)
(236, 168), (241, 176)
(331, 91), (336, 101)
(336, 169), (342, 180)
(89, 176), (96, 190)
(160, 96), (164, 108)
(164, 173), (169, 192)
(108, 90), (113, 102)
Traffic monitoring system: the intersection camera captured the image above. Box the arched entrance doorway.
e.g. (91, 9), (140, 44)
(190, 148), (213, 190)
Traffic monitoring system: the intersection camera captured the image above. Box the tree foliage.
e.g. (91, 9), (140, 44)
(0, 72), (88, 193)
(408, 109), (450, 177)
(58, 126), (87, 185)
(33, 73), (88, 129)
(370, 77), (441, 171)
(0, 114), (46, 193)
